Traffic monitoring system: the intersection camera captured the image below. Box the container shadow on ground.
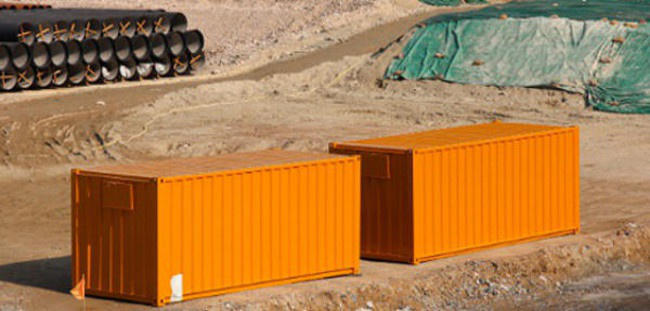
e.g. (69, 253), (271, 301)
(0, 256), (70, 293)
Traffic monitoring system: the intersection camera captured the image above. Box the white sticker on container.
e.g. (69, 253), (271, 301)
(170, 274), (183, 302)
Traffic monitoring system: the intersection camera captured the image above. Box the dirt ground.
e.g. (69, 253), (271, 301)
(1, 0), (650, 310)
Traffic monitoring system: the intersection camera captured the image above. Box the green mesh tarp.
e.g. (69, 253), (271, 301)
(387, 0), (650, 113)
(419, 0), (487, 6)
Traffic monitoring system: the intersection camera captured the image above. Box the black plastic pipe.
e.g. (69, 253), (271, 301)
(136, 60), (154, 79)
(31, 41), (50, 69)
(1, 42), (30, 69)
(166, 31), (185, 57)
(135, 17), (153, 36)
(0, 13), (56, 43)
(169, 13), (188, 33)
(68, 61), (85, 85)
(100, 18), (119, 39)
(131, 35), (150, 61)
(101, 57), (119, 81)
(33, 22), (54, 43)
(97, 37), (114, 63)
(65, 40), (81, 65)
(114, 36), (132, 63)
(34, 65), (52, 88)
(83, 19), (102, 40)
(16, 65), (34, 89)
(5, 9), (171, 35)
(149, 33), (168, 59)
(189, 51), (205, 71)
(0, 10), (144, 39)
(119, 57), (137, 80)
(0, 9), (183, 41)
(0, 64), (17, 91)
(52, 65), (68, 87)
(52, 20), (69, 41)
(152, 14), (171, 34)
(182, 30), (204, 54)
(0, 45), (9, 70)
(54, 10), (180, 34)
(172, 53), (189, 75)
(118, 17), (136, 38)
(85, 61), (101, 83)
(154, 54), (172, 76)
(0, 20), (36, 45)
(48, 40), (67, 67)
(68, 19), (85, 41)
(80, 39), (98, 64)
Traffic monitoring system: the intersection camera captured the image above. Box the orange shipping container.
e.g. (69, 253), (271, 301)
(330, 121), (580, 264)
(71, 150), (361, 306)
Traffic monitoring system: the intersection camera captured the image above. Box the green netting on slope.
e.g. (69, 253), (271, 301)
(386, 0), (650, 113)
(419, 0), (487, 7)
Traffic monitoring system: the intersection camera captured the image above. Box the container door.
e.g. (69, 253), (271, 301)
(73, 175), (157, 304)
(359, 152), (414, 262)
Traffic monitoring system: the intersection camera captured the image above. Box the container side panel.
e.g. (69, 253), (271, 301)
(449, 149), (459, 251)
(271, 170), (281, 281)
(549, 135), (557, 234)
(73, 175), (157, 303)
(489, 143), (498, 244)
(289, 166), (298, 271)
(520, 138), (529, 239)
(251, 172), (262, 282)
(413, 129), (580, 260)
(193, 179), (204, 292)
(260, 171), (271, 283)
(214, 176), (225, 289)
(465, 146), (474, 249)
(224, 175), (234, 287)
(278, 169), (289, 279)
(232, 174), (243, 287)
(501, 143), (510, 242)
(555, 134), (566, 230)
(203, 177), (214, 291)
(512, 141), (521, 239)
(532, 138), (542, 235)
(157, 158), (360, 303)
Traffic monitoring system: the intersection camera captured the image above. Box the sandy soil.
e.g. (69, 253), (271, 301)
(1, 1), (650, 310)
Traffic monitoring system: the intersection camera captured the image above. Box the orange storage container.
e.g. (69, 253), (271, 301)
(71, 150), (361, 306)
(330, 121), (580, 264)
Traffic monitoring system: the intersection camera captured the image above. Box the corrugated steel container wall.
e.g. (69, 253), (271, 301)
(330, 122), (580, 264)
(411, 127), (580, 263)
(155, 157), (361, 305)
(72, 150), (361, 306)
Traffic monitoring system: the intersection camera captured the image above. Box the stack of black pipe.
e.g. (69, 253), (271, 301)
(0, 7), (205, 91)
(0, 3), (52, 10)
